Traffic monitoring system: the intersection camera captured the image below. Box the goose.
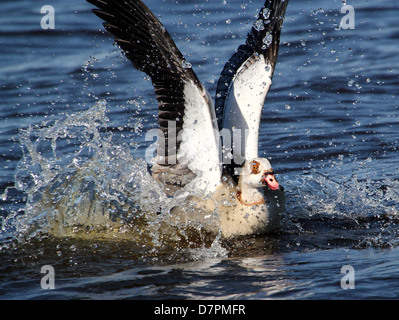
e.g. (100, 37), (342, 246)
(87, 0), (288, 238)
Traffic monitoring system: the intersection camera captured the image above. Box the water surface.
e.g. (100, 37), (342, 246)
(1, 0), (398, 299)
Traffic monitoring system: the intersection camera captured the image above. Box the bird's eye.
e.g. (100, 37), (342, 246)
(251, 160), (260, 174)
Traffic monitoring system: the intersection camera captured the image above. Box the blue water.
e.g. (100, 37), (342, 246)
(1, 0), (399, 300)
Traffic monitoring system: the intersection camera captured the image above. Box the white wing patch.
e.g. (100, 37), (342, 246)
(222, 55), (273, 164)
(177, 80), (222, 196)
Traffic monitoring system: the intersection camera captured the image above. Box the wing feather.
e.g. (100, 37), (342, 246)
(215, 0), (288, 178)
(88, 0), (222, 195)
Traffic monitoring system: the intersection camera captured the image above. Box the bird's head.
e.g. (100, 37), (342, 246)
(239, 158), (281, 190)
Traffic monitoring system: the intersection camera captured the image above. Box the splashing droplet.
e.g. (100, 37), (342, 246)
(262, 32), (273, 49)
(182, 60), (192, 69)
(262, 8), (270, 20)
(253, 19), (265, 31)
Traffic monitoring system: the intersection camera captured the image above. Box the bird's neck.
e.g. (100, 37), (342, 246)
(236, 180), (266, 206)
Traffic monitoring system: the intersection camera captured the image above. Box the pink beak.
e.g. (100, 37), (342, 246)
(262, 173), (280, 190)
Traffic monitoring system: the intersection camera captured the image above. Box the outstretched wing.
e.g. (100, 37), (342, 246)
(215, 0), (288, 177)
(87, 0), (221, 195)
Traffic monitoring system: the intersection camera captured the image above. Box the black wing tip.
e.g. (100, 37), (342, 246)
(246, 0), (289, 62)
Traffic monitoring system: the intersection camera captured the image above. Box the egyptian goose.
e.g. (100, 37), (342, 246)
(87, 0), (288, 238)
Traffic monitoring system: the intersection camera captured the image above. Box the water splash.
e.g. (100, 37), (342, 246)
(2, 99), (398, 255)
(2, 100), (225, 260)
(286, 170), (398, 219)
(281, 159), (399, 249)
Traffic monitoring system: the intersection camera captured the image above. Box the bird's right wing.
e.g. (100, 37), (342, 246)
(215, 0), (288, 178)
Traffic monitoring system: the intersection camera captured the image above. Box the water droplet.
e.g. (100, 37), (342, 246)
(312, 8), (325, 15)
(262, 32), (273, 48)
(182, 60), (192, 69)
(262, 7), (270, 20)
(225, 19), (231, 25)
(253, 19), (265, 31)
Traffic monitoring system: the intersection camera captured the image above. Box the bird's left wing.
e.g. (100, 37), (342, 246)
(87, 0), (222, 195)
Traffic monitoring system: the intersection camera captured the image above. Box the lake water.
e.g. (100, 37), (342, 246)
(0, 0), (398, 300)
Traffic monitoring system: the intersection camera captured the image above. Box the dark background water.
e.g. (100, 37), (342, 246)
(1, 0), (399, 299)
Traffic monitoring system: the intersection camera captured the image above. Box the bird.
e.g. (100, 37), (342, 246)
(87, 0), (288, 238)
